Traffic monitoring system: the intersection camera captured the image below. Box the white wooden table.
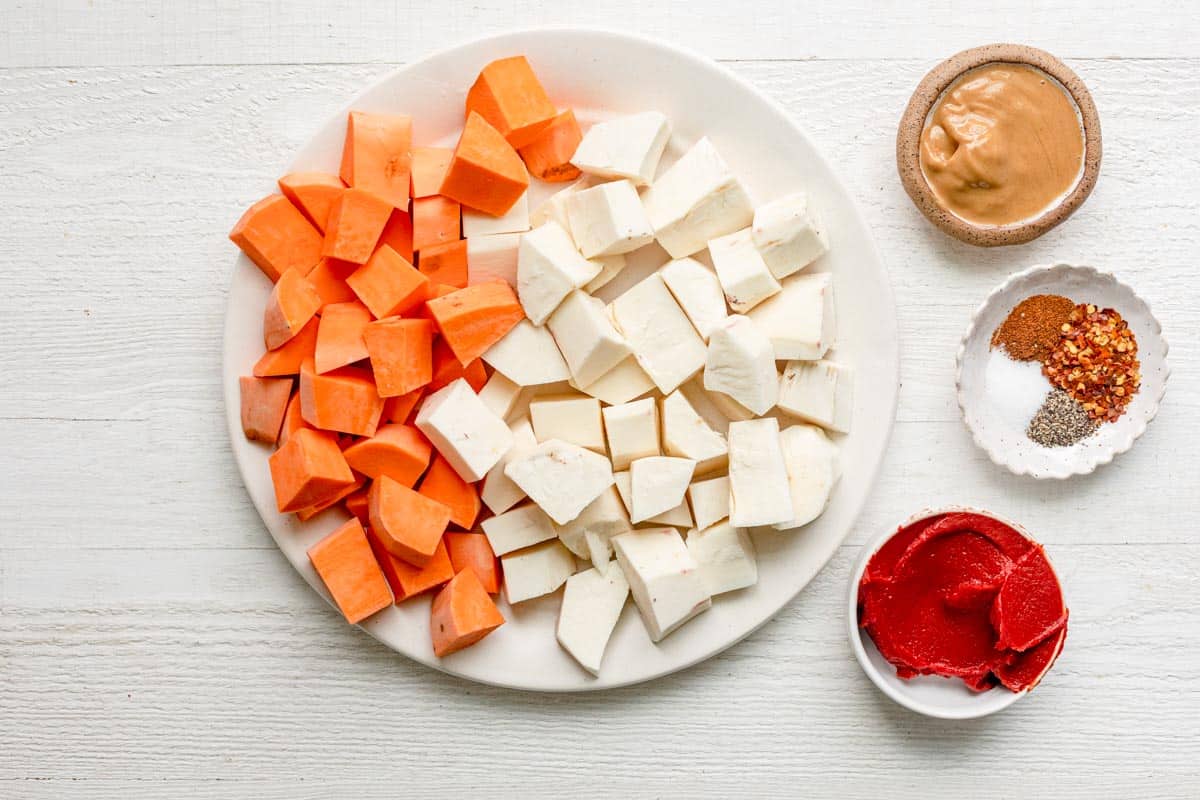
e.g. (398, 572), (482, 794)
(3, 2), (1198, 797)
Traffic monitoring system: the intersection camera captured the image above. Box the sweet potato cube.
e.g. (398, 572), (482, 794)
(429, 338), (488, 392)
(239, 376), (293, 444)
(346, 244), (430, 319)
(377, 208), (414, 263)
(342, 423), (432, 486)
(343, 487), (370, 524)
(518, 109), (583, 182)
(410, 146), (454, 198)
(278, 392), (309, 446)
(412, 196), (461, 252)
(295, 476), (364, 521)
(278, 172), (346, 233)
(417, 239), (468, 288)
(418, 455), (481, 530)
(367, 530), (455, 601)
(314, 300), (371, 374)
(382, 389), (424, 424)
(465, 56), (557, 149)
(445, 532), (502, 594)
(268, 427), (356, 513)
(369, 474), (452, 566)
(339, 110), (413, 209)
(253, 317), (319, 377)
(322, 188), (394, 264)
(299, 358), (384, 437)
(430, 568), (505, 656)
(229, 194), (324, 282)
(307, 518), (393, 624)
(425, 281), (524, 365)
(439, 112), (529, 217)
(306, 258), (359, 310)
(363, 317), (434, 397)
(264, 267), (322, 350)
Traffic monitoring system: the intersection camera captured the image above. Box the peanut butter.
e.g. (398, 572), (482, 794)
(919, 63), (1084, 227)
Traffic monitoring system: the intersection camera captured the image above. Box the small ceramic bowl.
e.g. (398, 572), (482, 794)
(897, 43), (1102, 246)
(957, 263), (1168, 479)
(847, 506), (1063, 720)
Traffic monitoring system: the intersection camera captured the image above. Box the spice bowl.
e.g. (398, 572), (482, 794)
(957, 263), (1168, 479)
(848, 506), (1063, 720)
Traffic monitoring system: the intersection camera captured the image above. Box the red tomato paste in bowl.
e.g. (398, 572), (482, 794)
(858, 512), (1067, 693)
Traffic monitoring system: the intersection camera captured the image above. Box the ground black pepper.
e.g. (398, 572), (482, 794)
(1026, 389), (1098, 447)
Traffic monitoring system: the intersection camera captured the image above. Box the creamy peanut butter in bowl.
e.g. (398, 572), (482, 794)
(897, 44), (1101, 246)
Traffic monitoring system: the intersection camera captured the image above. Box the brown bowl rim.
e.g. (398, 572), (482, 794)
(896, 43), (1102, 247)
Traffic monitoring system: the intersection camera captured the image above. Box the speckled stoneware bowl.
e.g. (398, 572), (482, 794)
(957, 263), (1168, 479)
(897, 44), (1102, 247)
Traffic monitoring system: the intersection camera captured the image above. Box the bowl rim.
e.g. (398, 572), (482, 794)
(896, 43), (1102, 247)
(846, 505), (1056, 720)
(955, 261), (1169, 479)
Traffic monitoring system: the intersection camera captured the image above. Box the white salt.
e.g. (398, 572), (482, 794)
(984, 349), (1052, 430)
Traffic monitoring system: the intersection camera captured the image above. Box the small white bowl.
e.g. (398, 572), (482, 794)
(847, 506), (1063, 720)
(956, 263), (1168, 479)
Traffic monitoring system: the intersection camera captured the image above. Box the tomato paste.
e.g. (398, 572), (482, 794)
(858, 512), (1067, 693)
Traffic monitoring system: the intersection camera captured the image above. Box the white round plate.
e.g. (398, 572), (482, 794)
(956, 263), (1168, 480)
(848, 506), (1065, 719)
(223, 28), (899, 691)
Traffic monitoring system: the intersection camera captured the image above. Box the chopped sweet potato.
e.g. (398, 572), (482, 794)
(424, 281), (524, 365)
(418, 455), (481, 529)
(253, 317), (319, 377)
(382, 389), (424, 424)
(430, 568), (505, 656)
(296, 476), (364, 521)
(307, 517), (393, 624)
(369, 474), (452, 566)
(230, 194), (324, 282)
(299, 358), (384, 437)
(377, 208), (414, 263)
(518, 109), (583, 182)
(322, 188), (394, 264)
(346, 244), (430, 319)
(278, 172), (346, 233)
(343, 487), (370, 524)
(264, 267), (322, 350)
(314, 300), (371, 374)
(465, 56), (557, 148)
(278, 391), (309, 446)
(417, 239), (468, 288)
(363, 317), (434, 397)
(339, 110), (413, 209)
(445, 532), (501, 594)
(306, 258), (359, 310)
(412, 196), (462, 252)
(439, 112), (529, 217)
(342, 423), (432, 486)
(410, 147), (454, 198)
(367, 530), (455, 601)
(268, 427), (355, 513)
(239, 375), (293, 444)
(429, 338), (488, 392)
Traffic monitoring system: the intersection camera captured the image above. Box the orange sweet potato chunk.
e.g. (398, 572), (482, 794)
(410, 147), (454, 198)
(307, 517), (393, 624)
(295, 475), (364, 521)
(430, 568), (505, 656)
(429, 338), (488, 393)
(412, 196), (462, 252)
(230, 194), (324, 282)
(342, 423), (432, 486)
(465, 56), (557, 149)
(264, 267), (322, 350)
(418, 455), (481, 530)
(377, 208), (414, 263)
(299, 358), (384, 437)
(417, 239), (468, 288)
(305, 258), (359, 311)
(339, 110), (413, 209)
(239, 375), (293, 444)
(369, 474), (451, 566)
(278, 391), (309, 446)
(254, 317), (319, 377)
(343, 487), (370, 524)
(314, 300), (372, 374)
(518, 110), (583, 182)
(363, 317), (434, 397)
(439, 112), (529, 217)
(322, 188), (394, 264)
(346, 244), (430, 319)
(382, 389), (424, 424)
(445, 532), (501, 594)
(268, 427), (356, 513)
(425, 281), (524, 365)
(278, 172), (346, 233)
(367, 530), (455, 601)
